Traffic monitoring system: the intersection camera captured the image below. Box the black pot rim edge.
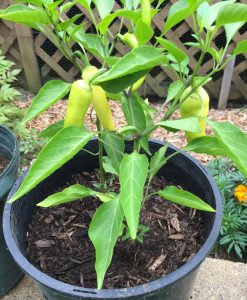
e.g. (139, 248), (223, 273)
(3, 139), (223, 299)
(0, 125), (19, 180)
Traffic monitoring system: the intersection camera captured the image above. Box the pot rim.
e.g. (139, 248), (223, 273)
(0, 125), (19, 180)
(3, 139), (223, 299)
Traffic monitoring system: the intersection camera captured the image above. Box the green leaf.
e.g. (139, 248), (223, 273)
(8, 127), (93, 203)
(128, 94), (146, 132)
(0, 4), (50, 24)
(134, 19), (154, 45)
(93, 46), (167, 93)
(120, 152), (149, 239)
(102, 132), (125, 174)
(89, 197), (124, 289)
(14, 0), (42, 6)
(203, 0), (236, 29)
(23, 80), (71, 123)
(78, 0), (92, 12)
(166, 80), (184, 104)
(37, 184), (113, 207)
(93, 0), (114, 19)
(208, 121), (247, 177)
(163, 0), (210, 33)
(149, 145), (168, 180)
(158, 186), (215, 212)
(38, 120), (64, 139)
(37, 184), (95, 207)
(57, 14), (83, 31)
(234, 40), (247, 56)
(60, 0), (80, 13)
(184, 136), (226, 156)
(216, 3), (247, 27)
(225, 22), (244, 44)
(102, 156), (118, 175)
(157, 117), (201, 133)
(97, 10), (141, 34)
(197, 1), (210, 29)
(156, 37), (187, 63)
(71, 29), (105, 58)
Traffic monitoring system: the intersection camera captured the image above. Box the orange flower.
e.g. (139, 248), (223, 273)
(234, 185), (247, 204)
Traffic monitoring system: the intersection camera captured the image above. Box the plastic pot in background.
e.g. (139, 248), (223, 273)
(0, 125), (23, 297)
(3, 139), (223, 300)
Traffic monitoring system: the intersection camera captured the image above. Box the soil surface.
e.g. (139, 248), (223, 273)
(26, 171), (204, 289)
(0, 153), (9, 175)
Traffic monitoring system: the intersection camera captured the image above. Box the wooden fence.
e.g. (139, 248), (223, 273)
(0, 0), (247, 102)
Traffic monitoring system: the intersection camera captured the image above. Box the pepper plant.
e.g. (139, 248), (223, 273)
(1, 0), (247, 289)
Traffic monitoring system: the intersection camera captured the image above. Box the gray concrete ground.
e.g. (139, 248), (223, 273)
(2, 258), (247, 300)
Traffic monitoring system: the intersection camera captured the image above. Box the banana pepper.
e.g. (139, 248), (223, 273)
(180, 86), (210, 142)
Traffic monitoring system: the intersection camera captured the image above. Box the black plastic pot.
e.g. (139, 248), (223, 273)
(0, 125), (23, 297)
(3, 139), (222, 300)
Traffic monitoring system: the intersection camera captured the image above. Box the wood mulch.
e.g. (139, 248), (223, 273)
(26, 172), (203, 289)
(15, 95), (247, 165)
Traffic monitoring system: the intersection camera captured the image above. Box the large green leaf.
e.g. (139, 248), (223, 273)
(216, 3), (247, 27)
(23, 80), (71, 123)
(9, 127), (93, 202)
(234, 40), (247, 56)
(0, 4), (50, 24)
(93, 46), (167, 93)
(209, 121), (247, 177)
(97, 10), (141, 34)
(89, 197), (124, 289)
(156, 37), (187, 63)
(102, 132), (125, 174)
(184, 136), (226, 156)
(157, 117), (201, 133)
(93, 0), (114, 19)
(37, 184), (114, 207)
(120, 152), (149, 239)
(163, 0), (211, 33)
(158, 186), (215, 212)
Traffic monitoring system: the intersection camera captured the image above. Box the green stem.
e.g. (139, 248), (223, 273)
(96, 119), (105, 193)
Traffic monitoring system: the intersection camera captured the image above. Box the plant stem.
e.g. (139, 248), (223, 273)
(96, 119), (105, 192)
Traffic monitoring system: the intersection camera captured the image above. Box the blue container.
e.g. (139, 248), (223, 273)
(3, 139), (222, 300)
(0, 125), (23, 297)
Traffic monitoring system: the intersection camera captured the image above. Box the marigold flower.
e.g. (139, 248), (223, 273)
(234, 185), (247, 204)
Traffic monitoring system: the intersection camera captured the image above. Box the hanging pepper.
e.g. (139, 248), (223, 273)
(64, 80), (92, 128)
(82, 66), (116, 131)
(180, 86), (210, 142)
(118, 33), (145, 91)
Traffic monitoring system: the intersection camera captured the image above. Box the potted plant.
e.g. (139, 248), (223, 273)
(0, 50), (23, 297)
(0, 125), (23, 297)
(1, 0), (247, 299)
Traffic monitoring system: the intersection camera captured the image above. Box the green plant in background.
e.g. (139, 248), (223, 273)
(0, 49), (24, 134)
(0, 49), (46, 167)
(1, 0), (247, 289)
(208, 158), (247, 260)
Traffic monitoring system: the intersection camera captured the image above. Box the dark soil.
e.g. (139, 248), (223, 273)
(26, 171), (204, 289)
(0, 153), (9, 175)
